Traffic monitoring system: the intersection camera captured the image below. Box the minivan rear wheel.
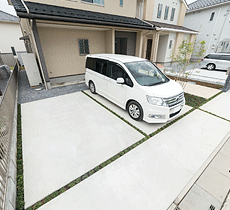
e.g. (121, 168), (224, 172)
(89, 81), (96, 94)
(207, 63), (215, 70)
(127, 101), (143, 121)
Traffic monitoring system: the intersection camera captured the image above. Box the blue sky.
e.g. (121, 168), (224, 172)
(0, 0), (197, 16)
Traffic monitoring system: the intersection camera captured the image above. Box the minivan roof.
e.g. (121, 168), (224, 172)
(87, 54), (146, 63)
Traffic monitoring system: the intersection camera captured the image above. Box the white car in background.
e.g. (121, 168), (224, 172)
(85, 54), (185, 123)
(200, 53), (230, 70)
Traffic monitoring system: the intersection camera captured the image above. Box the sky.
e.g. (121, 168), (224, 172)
(0, 0), (198, 16)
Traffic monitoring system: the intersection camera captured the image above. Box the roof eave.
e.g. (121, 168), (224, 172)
(17, 11), (155, 30)
(187, 1), (230, 13)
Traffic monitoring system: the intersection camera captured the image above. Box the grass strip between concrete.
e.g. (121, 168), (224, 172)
(16, 104), (25, 209)
(20, 90), (223, 210)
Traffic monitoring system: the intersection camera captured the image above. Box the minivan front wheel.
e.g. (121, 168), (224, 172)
(127, 101), (143, 121)
(89, 81), (96, 94)
(207, 63), (215, 70)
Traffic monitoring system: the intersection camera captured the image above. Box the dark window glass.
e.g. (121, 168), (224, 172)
(95, 59), (103, 73)
(120, 0), (123, 6)
(86, 57), (95, 70)
(164, 6), (169, 20)
(169, 40), (173, 49)
(157, 4), (163, 18)
(101, 61), (108, 75)
(206, 54), (221, 59)
(220, 55), (230, 61)
(210, 12), (215, 21)
(124, 73), (133, 87)
(111, 63), (125, 80)
(170, 8), (175, 21)
(82, 0), (93, 3)
(78, 39), (89, 55)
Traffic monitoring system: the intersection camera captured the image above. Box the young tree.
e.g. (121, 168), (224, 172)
(170, 37), (206, 89)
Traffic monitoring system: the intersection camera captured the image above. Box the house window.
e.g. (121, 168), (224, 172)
(169, 40), (173, 49)
(120, 0), (123, 6)
(170, 8), (175, 21)
(164, 6), (169, 20)
(157, 4), (163, 18)
(210, 12), (215, 21)
(78, 39), (89, 55)
(81, 0), (104, 6)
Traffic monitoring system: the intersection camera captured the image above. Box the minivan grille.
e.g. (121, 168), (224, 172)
(163, 92), (184, 107)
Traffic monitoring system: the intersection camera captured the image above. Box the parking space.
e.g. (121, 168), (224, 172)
(21, 92), (144, 208)
(84, 90), (192, 135)
(183, 83), (221, 99)
(38, 109), (230, 210)
(201, 90), (230, 120)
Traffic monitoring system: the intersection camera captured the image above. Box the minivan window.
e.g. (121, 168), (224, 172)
(125, 61), (169, 86)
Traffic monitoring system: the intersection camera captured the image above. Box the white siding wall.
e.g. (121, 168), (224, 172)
(152, 0), (181, 25)
(0, 22), (25, 53)
(184, 4), (230, 55)
(165, 32), (177, 62)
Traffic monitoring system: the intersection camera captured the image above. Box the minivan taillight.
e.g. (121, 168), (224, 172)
(201, 59), (203, 61)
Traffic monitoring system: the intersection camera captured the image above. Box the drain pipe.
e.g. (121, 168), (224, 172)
(20, 0), (48, 90)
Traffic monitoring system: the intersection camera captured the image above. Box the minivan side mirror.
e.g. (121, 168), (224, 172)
(116, 77), (124, 84)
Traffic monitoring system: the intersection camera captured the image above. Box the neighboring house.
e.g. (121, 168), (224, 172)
(8, 0), (196, 89)
(184, 0), (230, 57)
(0, 10), (25, 53)
(137, 0), (197, 64)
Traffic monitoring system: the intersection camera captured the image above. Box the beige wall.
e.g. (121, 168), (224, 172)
(25, 0), (137, 18)
(38, 26), (106, 78)
(143, 0), (155, 20)
(105, 28), (115, 54)
(177, 2), (187, 26)
(173, 32), (184, 56)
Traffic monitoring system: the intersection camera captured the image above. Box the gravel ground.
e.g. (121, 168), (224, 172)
(18, 70), (89, 104)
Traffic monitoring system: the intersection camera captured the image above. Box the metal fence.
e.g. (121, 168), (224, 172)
(0, 64), (18, 209)
(0, 54), (16, 67)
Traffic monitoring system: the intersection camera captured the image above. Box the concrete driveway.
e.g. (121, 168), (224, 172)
(21, 84), (229, 209)
(22, 92), (144, 208)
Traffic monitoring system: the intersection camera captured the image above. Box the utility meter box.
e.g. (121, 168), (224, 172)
(21, 53), (42, 87)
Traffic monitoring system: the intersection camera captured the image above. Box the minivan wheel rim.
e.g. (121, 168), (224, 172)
(90, 83), (94, 92)
(129, 104), (140, 118)
(208, 64), (214, 70)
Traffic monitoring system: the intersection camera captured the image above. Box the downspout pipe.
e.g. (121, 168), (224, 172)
(20, 0), (48, 89)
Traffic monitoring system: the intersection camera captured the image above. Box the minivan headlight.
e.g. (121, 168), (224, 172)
(146, 95), (167, 107)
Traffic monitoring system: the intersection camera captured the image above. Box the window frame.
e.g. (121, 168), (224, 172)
(78, 39), (90, 56)
(164, 6), (169, 20)
(170, 8), (175, 21)
(157, 3), (163, 18)
(120, 0), (123, 7)
(81, 0), (104, 6)
(210, 12), (215, 21)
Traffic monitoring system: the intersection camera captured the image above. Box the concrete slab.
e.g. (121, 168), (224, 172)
(84, 90), (192, 135)
(21, 92), (144, 208)
(201, 90), (230, 120)
(220, 139), (230, 158)
(182, 83), (221, 99)
(165, 68), (227, 85)
(209, 153), (230, 179)
(197, 167), (230, 203)
(179, 184), (222, 210)
(39, 110), (230, 210)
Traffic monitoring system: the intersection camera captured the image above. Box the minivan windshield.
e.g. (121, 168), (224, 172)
(125, 61), (169, 86)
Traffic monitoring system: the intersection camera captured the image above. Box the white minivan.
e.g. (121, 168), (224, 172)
(85, 54), (185, 123)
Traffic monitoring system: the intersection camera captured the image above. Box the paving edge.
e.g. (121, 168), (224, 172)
(169, 131), (230, 209)
(4, 87), (18, 210)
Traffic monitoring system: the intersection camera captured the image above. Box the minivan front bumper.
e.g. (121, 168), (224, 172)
(142, 101), (185, 123)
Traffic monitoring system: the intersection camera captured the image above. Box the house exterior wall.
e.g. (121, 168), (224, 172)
(0, 21), (25, 53)
(184, 3), (230, 55)
(156, 34), (169, 62)
(37, 26), (106, 78)
(24, 0), (137, 18)
(144, 0), (182, 25)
